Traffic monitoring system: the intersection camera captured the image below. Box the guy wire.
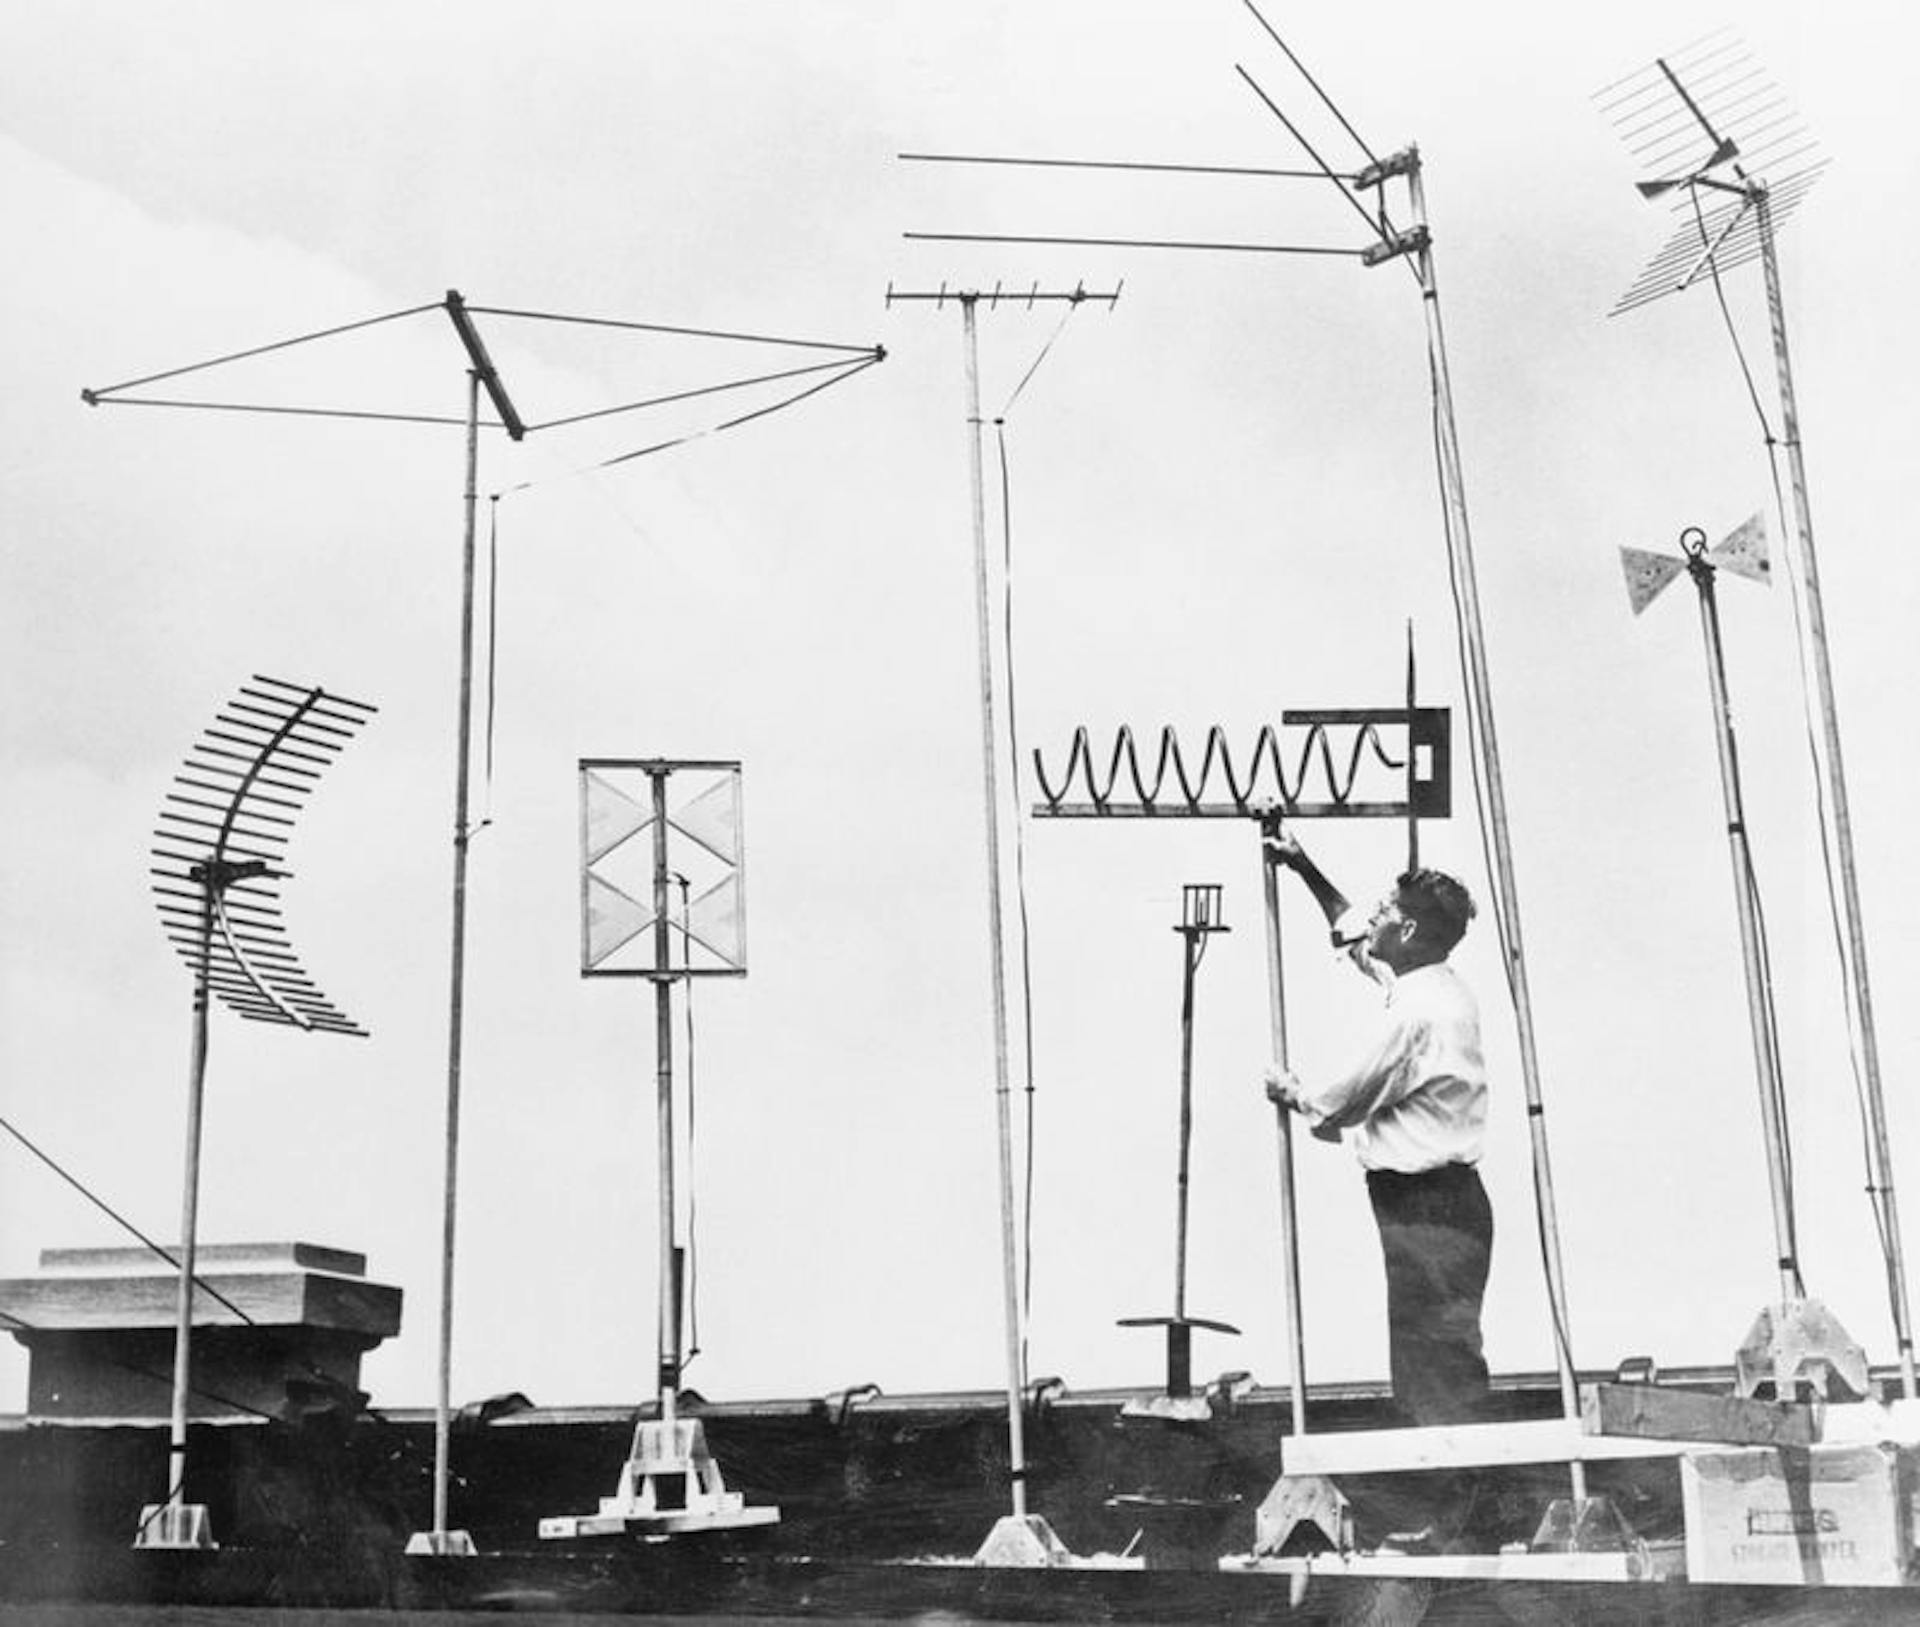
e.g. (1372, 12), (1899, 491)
(994, 295), (1085, 1371)
(681, 875), (702, 1368)
(996, 419), (1042, 1376)
(0, 1112), (254, 1325)
(481, 496), (502, 831)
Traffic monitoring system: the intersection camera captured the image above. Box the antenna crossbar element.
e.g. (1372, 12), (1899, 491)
(1361, 226), (1430, 269)
(885, 281), (1121, 309)
(443, 289), (526, 442)
(1351, 148), (1419, 192)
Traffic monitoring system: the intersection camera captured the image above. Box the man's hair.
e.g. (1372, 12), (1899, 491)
(1394, 868), (1476, 955)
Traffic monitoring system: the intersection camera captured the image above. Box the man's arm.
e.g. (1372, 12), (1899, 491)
(1261, 826), (1353, 941)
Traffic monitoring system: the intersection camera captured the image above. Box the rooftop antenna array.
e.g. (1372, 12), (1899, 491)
(139, 674), (376, 1550)
(901, 0), (1603, 1547)
(884, 278), (1120, 1568)
(86, 292), (883, 1556)
(1619, 518), (1870, 1401)
(1602, 37), (1916, 1402)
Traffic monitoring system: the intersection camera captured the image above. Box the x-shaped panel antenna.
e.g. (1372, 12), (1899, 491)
(579, 759), (746, 977)
(151, 675), (376, 1034)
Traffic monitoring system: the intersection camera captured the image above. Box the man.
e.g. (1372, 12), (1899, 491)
(1261, 828), (1493, 1445)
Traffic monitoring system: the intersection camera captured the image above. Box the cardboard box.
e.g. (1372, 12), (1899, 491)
(1681, 1443), (1917, 1587)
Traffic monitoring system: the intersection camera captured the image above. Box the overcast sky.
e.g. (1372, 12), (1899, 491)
(3, 2), (1917, 1423)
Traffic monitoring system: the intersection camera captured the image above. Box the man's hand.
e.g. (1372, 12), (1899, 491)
(1261, 826), (1305, 869)
(1263, 1065), (1305, 1111)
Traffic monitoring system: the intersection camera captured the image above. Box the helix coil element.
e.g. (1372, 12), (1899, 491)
(1031, 708), (1450, 820)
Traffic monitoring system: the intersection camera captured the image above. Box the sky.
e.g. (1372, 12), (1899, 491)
(3, 1), (1918, 1426)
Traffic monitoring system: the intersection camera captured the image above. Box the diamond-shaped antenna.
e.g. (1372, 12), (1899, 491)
(151, 674), (377, 1034)
(1599, 31), (1826, 315)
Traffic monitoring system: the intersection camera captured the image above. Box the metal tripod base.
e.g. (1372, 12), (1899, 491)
(134, 1502), (216, 1550)
(1530, 1495), (1644, 1555)
(1253, 1474), (1353, 1557)
(974, 1512), (1073, 1566)
(1734, 1298), (1872, 1401)
(403, 1528), (478, 1556)
(539, 1416), (779, 1540)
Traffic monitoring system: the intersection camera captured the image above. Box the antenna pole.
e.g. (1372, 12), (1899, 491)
(427, 367), (482, 1549)
(960, 293), (1030, 1522)
(886, 281), (1114, 1561)
(1689, 551), (1800, 1302)
(1406, 156), (1588, 1503)
(651, 767), (681, 1428)
(1258, 823), (1309, 1438)
(1755, 185), (1917, 1397)
(159, 870), (216, 1540)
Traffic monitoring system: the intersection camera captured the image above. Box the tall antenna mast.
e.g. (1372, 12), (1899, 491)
(540, 759), (776, 1540)
(1621, 519), (1870, 1399)
(886, 280), (1118, 1567)
(1604, 37), (1916, 1401)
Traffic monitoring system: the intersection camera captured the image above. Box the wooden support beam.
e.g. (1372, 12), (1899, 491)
(1279, 1416), (1713, 1477)
(1582, 1383), (1819, 1447)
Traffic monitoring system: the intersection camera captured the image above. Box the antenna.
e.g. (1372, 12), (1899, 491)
(138, 674), (375, 1551)
(541, 759), (775, 1541)
(86, 292), (883, 1555)
(1600, 34), (1826, 315)
(1117, 885), (1237, 1419)
(1604, 41), (1916, 1402)
(887, 280), (1116, 1569)
(1622, 519), (1870, 1400)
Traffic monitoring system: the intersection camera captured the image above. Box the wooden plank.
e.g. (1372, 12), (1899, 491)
(1278, 1416), (1719, 1476)
(1222, 1543), (1689, 1584)
(1582, 1383), (1819, 1447)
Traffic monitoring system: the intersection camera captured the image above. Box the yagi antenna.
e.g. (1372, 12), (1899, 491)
(1599, 32), (1827, 315)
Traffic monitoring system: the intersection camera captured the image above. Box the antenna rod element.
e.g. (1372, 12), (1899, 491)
(444, 290), (526, 442)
